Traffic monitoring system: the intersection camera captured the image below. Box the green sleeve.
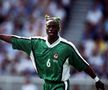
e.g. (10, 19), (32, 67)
(69, 45), (88, 71)
(11, 36), (31, 55)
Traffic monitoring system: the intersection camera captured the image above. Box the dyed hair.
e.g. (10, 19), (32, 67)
(45, 15), (61, 31)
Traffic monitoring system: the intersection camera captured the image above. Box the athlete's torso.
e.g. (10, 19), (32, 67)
(11, 36), (88, 82)
(31, 37), (71, 81)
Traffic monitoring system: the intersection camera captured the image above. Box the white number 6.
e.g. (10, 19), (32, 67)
(46, 59), (51, 67)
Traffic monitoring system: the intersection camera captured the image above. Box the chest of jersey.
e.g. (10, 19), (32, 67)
(32, 40), (70, 80)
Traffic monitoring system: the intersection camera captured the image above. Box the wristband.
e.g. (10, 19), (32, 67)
(94, 76), (100, 82)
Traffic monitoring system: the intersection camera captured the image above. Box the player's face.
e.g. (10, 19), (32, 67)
(46, 21), (59, 37)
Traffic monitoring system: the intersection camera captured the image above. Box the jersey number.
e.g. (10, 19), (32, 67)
(46, 59), (51, 67)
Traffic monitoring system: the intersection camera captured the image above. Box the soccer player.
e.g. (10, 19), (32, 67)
(0, 15), (105, 90)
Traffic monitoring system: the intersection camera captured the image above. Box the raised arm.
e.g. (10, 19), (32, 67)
(0, 34), (15, 43)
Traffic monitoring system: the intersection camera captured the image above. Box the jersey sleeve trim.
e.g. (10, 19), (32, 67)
(31, 36), (46, 40)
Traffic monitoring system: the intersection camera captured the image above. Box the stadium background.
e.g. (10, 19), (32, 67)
(0, 0), (108, 90)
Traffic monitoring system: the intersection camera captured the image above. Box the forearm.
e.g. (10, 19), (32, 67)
(84, 66), (105, 90)
(84, 65), (100, 82)
(0, 34), (13, 43)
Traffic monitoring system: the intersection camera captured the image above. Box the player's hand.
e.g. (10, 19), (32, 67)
(95, 80), (105, 90)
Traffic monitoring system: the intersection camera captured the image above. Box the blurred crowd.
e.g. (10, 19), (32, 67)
(0, 0), (108, 80)
(76, 0), (108, 79)
(0, 0), (72, 76)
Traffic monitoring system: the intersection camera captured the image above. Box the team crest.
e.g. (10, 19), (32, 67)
(53, 53), (58, 59)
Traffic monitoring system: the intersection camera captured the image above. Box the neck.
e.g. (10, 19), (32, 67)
(48, 35), (59, 44)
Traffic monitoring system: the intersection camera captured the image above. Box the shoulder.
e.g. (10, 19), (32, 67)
(31, 36), (46, 41)
(60, 37), (76, 49)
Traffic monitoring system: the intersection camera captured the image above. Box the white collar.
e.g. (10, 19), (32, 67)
(46, 36), (61, 48)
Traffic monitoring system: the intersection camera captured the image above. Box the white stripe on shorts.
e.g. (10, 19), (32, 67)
(64, 81), (68, 90)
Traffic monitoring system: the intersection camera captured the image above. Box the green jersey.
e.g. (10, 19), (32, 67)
(11, 36), (88, 81)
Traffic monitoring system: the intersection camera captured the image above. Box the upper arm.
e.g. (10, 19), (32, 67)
(69, 43), (89, 71)
(11, 36), (32, 55)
